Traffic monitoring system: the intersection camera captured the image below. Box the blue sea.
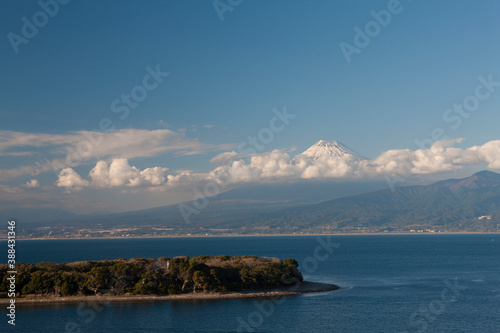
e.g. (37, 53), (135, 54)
(2, 234), (500, 332)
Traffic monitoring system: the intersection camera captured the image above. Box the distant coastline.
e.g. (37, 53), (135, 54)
(2, 231), (498, 241)
(0, 281), (339, 305)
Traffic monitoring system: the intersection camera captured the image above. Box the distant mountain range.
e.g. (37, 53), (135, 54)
(210, 170), (500, 232)
(9, 170), (500, 238)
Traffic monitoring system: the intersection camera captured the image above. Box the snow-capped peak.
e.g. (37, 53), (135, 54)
(299, 140), (366, 161)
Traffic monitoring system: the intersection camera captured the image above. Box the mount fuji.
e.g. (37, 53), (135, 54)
(297, 140), (367, 161)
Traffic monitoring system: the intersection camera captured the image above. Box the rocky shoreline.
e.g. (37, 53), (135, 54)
(1, 281), (339, 305)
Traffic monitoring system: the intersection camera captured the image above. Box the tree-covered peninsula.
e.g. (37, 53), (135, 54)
(1, 256), (304, 298)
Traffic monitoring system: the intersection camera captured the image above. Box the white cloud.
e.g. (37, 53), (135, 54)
(56, 168), (90, 191)
(89, 158), (169, 187)
(166, 171), (212, 188)
(210, 151), (243, 165)
(24, 179), (40, 188)
(0, 131), (77, 153)
(57, 158), (169, 190)
(0, 129), (234, 180)
(88, 160), (111, 187)
(70, 129), (209, 159)
(83, 129), (231, 159)
(140, 167), (170, 186)
(216, 159), (263, 183)
(366, 139), (498, 175)
(469, 140), (500, 169)
(0, 162), (54, 181)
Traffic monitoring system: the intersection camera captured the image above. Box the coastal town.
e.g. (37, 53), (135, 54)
(3, 221), (499, 240)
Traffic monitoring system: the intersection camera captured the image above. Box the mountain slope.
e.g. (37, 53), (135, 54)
(41, 180), (387, 228)
(297, 140), (366, 161)
(211, 170), (500, 232)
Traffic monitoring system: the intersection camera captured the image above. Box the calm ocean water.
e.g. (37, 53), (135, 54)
(2, 234), (500, 332)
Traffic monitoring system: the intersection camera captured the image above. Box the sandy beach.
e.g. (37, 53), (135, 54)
(1, 281), (339, 305)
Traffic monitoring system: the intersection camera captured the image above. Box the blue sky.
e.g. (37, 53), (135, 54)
(1, 0), (500, 213)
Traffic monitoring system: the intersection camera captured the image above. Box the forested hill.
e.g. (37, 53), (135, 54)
(0, 256), (303, 298)
(210, 170), (500, 232)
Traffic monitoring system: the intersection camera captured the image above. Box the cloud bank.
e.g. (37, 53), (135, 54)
(0, 129), (233, 180)
(55, 139), (500, 191)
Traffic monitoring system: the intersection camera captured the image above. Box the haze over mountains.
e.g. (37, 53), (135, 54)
(7, 169), (499, 238)
(5, 140), (378, 224)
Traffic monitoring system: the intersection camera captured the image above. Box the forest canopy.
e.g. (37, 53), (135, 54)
(0, 256), (303, 297)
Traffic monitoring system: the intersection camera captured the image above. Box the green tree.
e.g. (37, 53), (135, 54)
(85, 267), (109, 295)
